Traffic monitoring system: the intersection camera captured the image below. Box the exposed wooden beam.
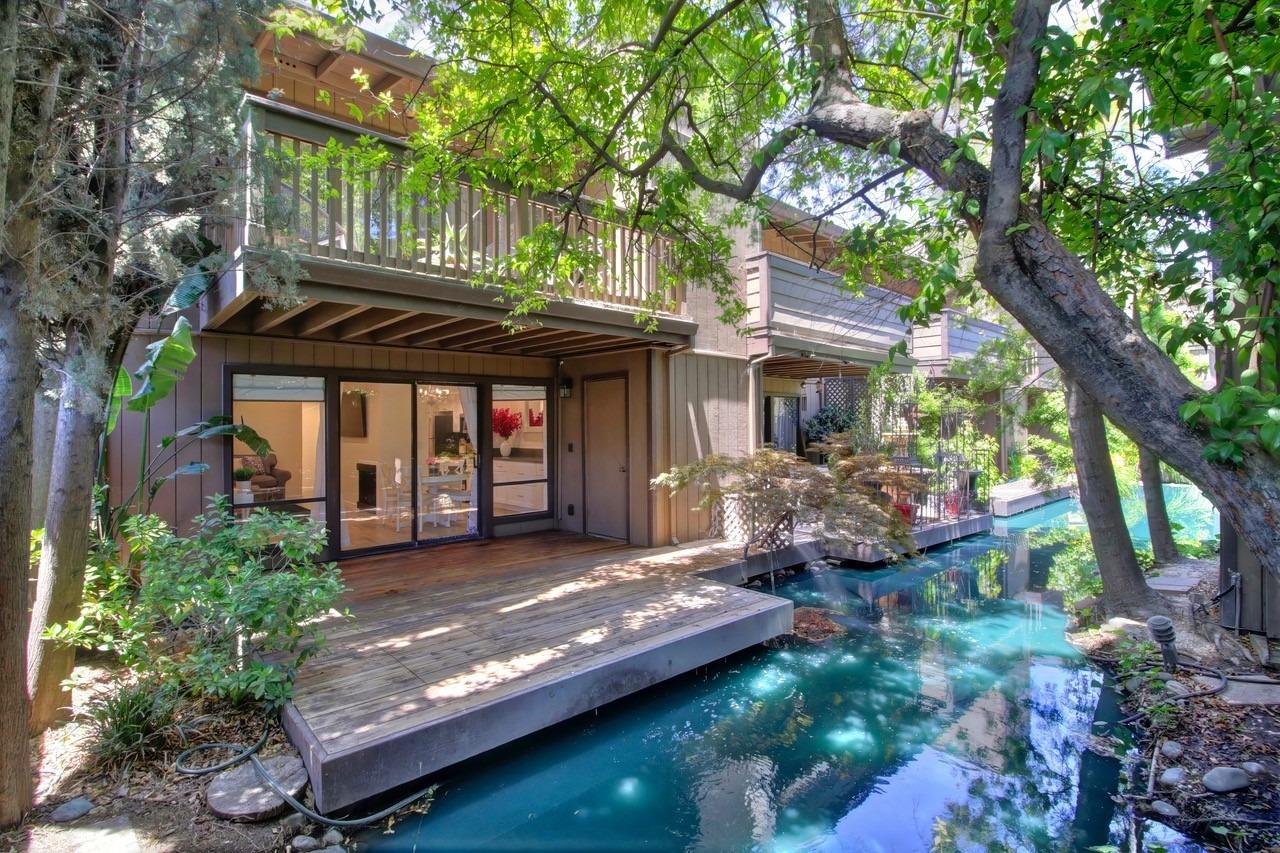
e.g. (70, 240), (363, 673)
(408, 318), (493, 347)
(375, 313), (461, 344)
(315, 51), (343, 81)
(335, 308), (417, 341)
(252, 298), (319, 334)
(486, 328), (584, 353)
(296, 302), (370, 337)
(433, 323), (535, 349)
(371, 72), (401, 95)
(536, 336), (633, 357)
(253, 30), (276, 54)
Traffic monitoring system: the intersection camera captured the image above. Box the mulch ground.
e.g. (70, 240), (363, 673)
(0, 662), (297, 853)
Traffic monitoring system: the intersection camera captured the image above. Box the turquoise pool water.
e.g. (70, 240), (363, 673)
(359, 487), (1214, 852)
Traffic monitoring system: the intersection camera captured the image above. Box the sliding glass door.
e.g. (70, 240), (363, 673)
(338, 381), (414, 551)
(416, 383), (479, 541)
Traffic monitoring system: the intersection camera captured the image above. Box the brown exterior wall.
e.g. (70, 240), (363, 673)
(664, 352), (754, 543)
(555, 349), (656, 546)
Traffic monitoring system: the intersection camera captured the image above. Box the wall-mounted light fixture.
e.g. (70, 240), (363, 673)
(559, 377), (574, 398)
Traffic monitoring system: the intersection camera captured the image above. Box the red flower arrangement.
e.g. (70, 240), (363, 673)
(528, 408), (544, 427)
(492, 407), (523, 438)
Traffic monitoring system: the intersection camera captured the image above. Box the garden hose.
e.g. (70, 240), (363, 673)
(1117, 657), (1227, 725)
(174, 721), (437, 828)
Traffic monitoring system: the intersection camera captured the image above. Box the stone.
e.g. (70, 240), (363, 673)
(1073, 595), (1099, 612)
(280, 812), (309, 830)
(291, 835), (321, 851)
(1160, 741), (1184, 760)
(316, 847), (346, 853)
(1247, 634), (1270, 666)
(1202, 766), (1251, 793)
(1151, 800), (1180, 818)
(321, 828), (344, 845)
(1164, 680), (1193, 697)
(50, 796), (94, 823)
(60, 815), (141, 853)
(1158, 767), (1187, 787)
(1241, 761), (1267, 777)
(205, 753), (308, 822)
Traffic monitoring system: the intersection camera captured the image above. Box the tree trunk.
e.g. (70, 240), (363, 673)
(1064, 378), (1160, 612)
(1139, 446), (1179, 564)
(801, 0), (1280, 586)
(0, 263), (35, 826)
(30, 386), (56, 529)
(27, 336), (106, 733)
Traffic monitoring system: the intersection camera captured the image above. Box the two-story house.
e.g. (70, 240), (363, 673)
(106, 26), (917, 559)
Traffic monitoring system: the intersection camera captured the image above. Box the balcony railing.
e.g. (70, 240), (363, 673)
(252, 128), (682, 314)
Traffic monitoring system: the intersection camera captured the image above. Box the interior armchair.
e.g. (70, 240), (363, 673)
(237, 453), (292, 499)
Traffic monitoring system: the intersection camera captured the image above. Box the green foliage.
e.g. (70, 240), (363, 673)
(81, 680), (178, 767)
(652, 446), (916, 557)
(51, 499), (346, 709)
(803, 405), (858, 447)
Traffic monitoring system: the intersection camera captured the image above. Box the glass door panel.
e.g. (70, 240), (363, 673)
(416, 383), (479, 541)
(230, 374), (327, 523)
(491, 384), (549, 517)
(338, 381), (413, 550)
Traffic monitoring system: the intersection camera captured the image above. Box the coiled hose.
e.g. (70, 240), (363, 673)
(174, 721), (437, 828)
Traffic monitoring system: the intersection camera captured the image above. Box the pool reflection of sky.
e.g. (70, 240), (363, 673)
(359, 488), (1212, 853)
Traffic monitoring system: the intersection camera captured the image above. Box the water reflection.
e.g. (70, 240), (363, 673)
(359, 493), (1209, 852)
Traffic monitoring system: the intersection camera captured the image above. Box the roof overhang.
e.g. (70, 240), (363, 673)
(754, 333), (914, 379)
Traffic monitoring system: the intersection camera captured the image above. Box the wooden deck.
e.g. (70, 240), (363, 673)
(283, 532), (799, 812)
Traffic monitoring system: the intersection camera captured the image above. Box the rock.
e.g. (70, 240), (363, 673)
(1202, 766), (1251, 793)
(1160, 741), (1184, 760)
(50, 796), (94, 822)
(1241, 761), (1268, 777)
(205, 753), (308, 822)
(1158, 767), (1187, 787)
(1151, 800), (1180, 818)
(1124, 676), (1144, 693)
(321, 828), (344, 845)
(316, 847), (346, 853)
(1247, 634), (1270, 666)
(280, 812), (309, 830)
(1164, 680), (1193, 697)
(1073, 595), (1099, 612)
(291, 835), (321, 851)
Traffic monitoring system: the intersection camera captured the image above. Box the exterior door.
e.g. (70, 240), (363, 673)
(583, 376), (629, 540)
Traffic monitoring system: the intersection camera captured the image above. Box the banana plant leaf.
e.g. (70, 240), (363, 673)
(127, 316), (196, 413)
(105, 366), (133, 435)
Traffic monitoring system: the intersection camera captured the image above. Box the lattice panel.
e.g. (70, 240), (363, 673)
(821, 377), (867, 412)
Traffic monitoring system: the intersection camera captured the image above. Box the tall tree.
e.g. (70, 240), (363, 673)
(0, 0), (66, 825)
(20, 0), (279, 735)
(339, 0), (1280, 585)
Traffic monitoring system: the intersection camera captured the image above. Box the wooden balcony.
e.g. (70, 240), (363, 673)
(910, 309), (1008, 377)
(743, 252), (913, 375)
(235, 112), (684, 317)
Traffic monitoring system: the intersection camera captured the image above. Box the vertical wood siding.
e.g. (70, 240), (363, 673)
(666, 352), (752, 543)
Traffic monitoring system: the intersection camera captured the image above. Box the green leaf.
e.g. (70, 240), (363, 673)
(127, 317), (197, 414)
(166, 269), (213, 313)
(105, 367), (133, 436)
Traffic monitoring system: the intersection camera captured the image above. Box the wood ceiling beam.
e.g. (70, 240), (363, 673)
(433, 323), (533, 349)
(315, 51), (343, 81)
(335, 308), (417, 341)
(550, 340), (652, 359)
(519, 334), (618, 356)
(408, 318), (493, 347)
(375, 313), (461, 344)
(371, 72), (401, 95)
(486, 328), (584, 353)
(252, 298), (319, 334)
(296, 302), (370, 337)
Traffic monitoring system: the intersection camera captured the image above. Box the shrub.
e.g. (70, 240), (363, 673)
(82, 680), (178, 767)
(804, 405), (857, 446)
(51, 496), (346, 709)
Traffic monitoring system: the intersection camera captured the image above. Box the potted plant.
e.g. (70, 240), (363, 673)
(232, 466), (255, 503)
(492, 407), (522, 457)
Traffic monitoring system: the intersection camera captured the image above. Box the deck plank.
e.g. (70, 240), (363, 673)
(284, 532), (794, 812)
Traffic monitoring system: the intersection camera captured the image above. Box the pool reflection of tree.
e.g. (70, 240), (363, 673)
(682, 536), (1117, 850)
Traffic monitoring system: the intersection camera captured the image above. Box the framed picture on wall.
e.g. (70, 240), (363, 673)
(340, 390), (367, 438)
